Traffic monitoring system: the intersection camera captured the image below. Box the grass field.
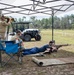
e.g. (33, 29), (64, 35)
(0, 29), (74, 75)
(24, 29), (74, 52)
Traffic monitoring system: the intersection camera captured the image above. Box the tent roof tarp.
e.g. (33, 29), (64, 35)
(0, 0), (74, 16)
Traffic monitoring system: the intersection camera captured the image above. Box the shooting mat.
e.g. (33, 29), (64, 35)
(32, 57), (74, 66)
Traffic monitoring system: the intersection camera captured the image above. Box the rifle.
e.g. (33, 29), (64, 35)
(53, 44), (71, 49)
(43, 44), (71, 54)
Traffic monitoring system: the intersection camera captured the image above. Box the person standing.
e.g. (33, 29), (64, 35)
(0, 15), (10, 40)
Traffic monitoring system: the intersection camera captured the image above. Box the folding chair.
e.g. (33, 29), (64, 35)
(0, 40), (23, 67)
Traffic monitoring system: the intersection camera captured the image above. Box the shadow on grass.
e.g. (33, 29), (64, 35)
(44, 49), (74, 59)
(0, 49), (74, 69)
(0, 49), (74, 75)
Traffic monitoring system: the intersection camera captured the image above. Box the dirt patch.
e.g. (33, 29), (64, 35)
(0, 50), (74, 75)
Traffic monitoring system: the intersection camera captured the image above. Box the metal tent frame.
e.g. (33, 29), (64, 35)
(0, 0), (74, 40)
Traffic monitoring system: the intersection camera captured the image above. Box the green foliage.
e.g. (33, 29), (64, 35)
(33, 15), (74, 29)
(14, 14), (74, 29)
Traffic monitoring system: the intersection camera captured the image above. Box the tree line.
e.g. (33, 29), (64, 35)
(14, 14), (74, 29)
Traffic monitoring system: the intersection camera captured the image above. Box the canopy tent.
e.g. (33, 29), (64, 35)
(0, 0), (74, 40)
(0, 0), (74, 15)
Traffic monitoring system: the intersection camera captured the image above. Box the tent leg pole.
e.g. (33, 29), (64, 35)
(52, 10), (54, 41)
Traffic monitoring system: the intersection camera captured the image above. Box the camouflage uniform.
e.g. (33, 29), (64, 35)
(0, 17), (10, 40)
